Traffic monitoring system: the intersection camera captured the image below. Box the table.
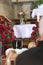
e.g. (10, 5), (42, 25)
(13, 24), (35, 38)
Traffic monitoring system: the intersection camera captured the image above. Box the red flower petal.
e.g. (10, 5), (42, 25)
(2, 34), (6, 39)
(6, 38), (11, 43)
(10, 32), (13, 36)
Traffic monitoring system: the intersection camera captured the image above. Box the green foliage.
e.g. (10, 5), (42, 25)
(32, 0), (43, 9)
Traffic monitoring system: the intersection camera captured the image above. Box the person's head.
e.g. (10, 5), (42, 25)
(39, 16), (43, 39)
(5, 48), (17, 60)
(28, 42), (37, 49)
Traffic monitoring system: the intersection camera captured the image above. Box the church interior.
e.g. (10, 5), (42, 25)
(0, 0), (43, 65)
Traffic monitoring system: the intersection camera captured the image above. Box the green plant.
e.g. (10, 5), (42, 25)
(32, 0), (43, 9)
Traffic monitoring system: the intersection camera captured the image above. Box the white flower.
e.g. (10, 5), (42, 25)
(19, 12), (23, 15)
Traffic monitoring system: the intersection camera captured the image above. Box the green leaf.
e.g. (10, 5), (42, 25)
(6, 34), (10, 38)
(32, 0), (43, 9)
(9, 42), (12, 44)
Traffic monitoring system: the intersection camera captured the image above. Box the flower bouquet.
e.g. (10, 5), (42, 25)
(18, 11), (27, 24)
(31, 22), (40, 45)
(0, 17), (16, 54)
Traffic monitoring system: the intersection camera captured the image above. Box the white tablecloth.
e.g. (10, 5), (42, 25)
(13, 24), (35, 38)
(14, 48), (28, 54)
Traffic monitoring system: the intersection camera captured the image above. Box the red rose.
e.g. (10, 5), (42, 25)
(6, 38), (11, 43)
(2, 49), (5, 54)
(17, 13), (21, 17)
(2, 34), (6, 39)
(1, 18), (5, 23)
(5, 30), (8, 34)
(33, 36), (36, 40)
(35, 28), (39, 33)
(2, 56), (6, 59)
(7, 25), (11, 30)
(10, 32), (13, 36)
(7, 22), (10, 25)
(32, 27), (36, 30)
(31, 31), (36, 35)
(11, 29), (14, 32)
(0, 25), (2, 28)
(0, 29), (3, 34)
(6, 45), (9, 48)
(14, 36), (16, 39)
(12, 36), (16, 42)
(3, 26), (7, 30)
(35, 22), (39, 27)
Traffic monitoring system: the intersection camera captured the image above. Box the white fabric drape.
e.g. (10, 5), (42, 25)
(13, 24), (35, 38)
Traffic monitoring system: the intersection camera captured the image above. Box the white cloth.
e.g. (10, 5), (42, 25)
(32, 4), (43, 18)
(5, 48), (28, 55)
(5, 48), (15, 55)
(13, 24), (35, 38)
(14, 48), (28, 54)
(32, 8), (38, 18)
(32, 4), (43, 21)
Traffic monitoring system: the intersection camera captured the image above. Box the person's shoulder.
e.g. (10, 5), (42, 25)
(16, 47), (39, 60)
(16, 47), (43, 65)
(20, 47), (39, 55)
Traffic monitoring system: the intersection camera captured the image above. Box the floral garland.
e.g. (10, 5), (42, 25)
(0, 17), (16, 54)
(31, 22), (40, 45)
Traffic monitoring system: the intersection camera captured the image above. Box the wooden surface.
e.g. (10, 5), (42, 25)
(12, 18), (37, 25)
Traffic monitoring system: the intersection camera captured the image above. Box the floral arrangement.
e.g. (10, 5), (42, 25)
(31, 22), (40, 45)
(0, 17), (16, 54)
(18, 11), (27, 22)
